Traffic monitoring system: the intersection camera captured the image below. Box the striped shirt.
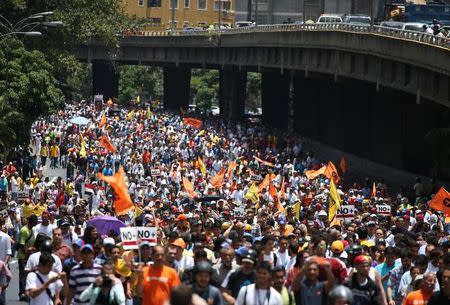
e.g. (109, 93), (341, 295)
(68, 262), (102, 305)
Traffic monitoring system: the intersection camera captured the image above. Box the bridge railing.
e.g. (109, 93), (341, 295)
(123, 23), (450, 49)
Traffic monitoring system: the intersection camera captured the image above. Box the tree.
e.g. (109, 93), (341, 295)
(0, 37), (63, 154)
(190, 69), (219, 112)
(118, 65), (163, 104)
(246, 72), (261, 112)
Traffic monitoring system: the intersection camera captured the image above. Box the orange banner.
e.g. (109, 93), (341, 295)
(97, 167), (134, 216)
(182, 177), (196, 198)
(280, 177), (286, 200)
(227, 161), (238, 182)
(340, 157), (346, 175)
(99, 112), (107, 128)
(210, 167), (226, 189)
(254, 156), (275, 167)
(258, 174), (270, 192)
(430, 187), (450, 216)
(99, 134), (117, 153)
(324, 161), (340, 183)
(370, 182), (376, 198)
(305, 165), (326, 180)
(183, 118), (202, 129)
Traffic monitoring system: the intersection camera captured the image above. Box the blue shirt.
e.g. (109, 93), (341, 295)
(375, 261), (400, 293)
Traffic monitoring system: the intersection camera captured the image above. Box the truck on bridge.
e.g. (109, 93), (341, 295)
(384, 0), (450, 25)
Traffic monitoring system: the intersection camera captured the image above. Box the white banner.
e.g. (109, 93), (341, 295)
(337, 205), (356, 219)
(376, 205), (391, 215)
(18, 190), (29, 200)
(120, 227), (157, 250)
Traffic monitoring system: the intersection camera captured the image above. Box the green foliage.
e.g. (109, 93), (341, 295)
(118, 65), (163, 104)
(246, 72), (261, 112)
(0, 37), (63, 151)
(190, 69), (219, 112)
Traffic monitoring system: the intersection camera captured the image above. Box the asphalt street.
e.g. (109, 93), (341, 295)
(6, 163), (67, 304)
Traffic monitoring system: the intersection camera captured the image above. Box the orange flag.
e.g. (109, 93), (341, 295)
(254, 156), (275, 167)
(210, 167), (226, 189)
(99, 135), (117, 153)
(324, 161), (340, 183)
(270, 182), (285, 213)
(305, 165), (326, 180)
(258, 174), (270, 192)
(183, 118), (202, 129)
(99, 112), (107, 128)
(370, 182), (377, 198)
(429, 187), (450, 216)
(340, 157), (346, 175)
(280, 176), (286, 200)
(97, 167), (134, 216)
(182, 177), (196, 198)
(227, 161), (238, 182)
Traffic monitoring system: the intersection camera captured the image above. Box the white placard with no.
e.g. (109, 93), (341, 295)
(337, 205), (356, 219)
(376, 205), (391, 215)
(120, 227), (157, 250)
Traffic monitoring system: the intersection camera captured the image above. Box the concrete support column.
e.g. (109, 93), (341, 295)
(163, 67), (191, 111)
(219, 70), (247, 121)
(261, 72), (290, 129)
(92, 61), (119, 101)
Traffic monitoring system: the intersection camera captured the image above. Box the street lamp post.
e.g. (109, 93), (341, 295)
(218, 0), (222, 31)
(0, 11), (62, 38)
(171, 0), (176, 32)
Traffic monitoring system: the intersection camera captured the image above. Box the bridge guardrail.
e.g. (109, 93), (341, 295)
(121, 23), (450, 49)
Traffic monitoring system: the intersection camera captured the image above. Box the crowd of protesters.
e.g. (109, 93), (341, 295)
(0, 100), (448, 305)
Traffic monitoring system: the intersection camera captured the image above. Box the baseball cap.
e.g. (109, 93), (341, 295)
(72, 239), (85, 248)
(354, 255), (371, 266)
(170, 238), (186, 250)
(175, 214), (188, 222)
(235, 246), (248, 257)
(331, 240), (344, 254)
(103, 237), (115, 247)
(80, 244), (94, 253)
(318, 210), (327, 217)
(241, 253), (255, 264)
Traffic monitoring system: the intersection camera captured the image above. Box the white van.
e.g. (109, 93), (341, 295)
(316, 14), (343, 24)
(235, 21), (255, 28)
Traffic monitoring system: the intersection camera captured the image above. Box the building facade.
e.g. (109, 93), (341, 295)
(235, 0), (383, 24)
(124, 0), (235, 29)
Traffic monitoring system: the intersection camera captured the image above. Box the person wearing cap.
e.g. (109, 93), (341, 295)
(136, 245), (180, 305)
(33, 211), (54, 239)
(170, 238), (194, 275)
(60, 220), (78, 246)
(222, 250), (256, 301)
(403, 272), (437, 305)
(66, 244), (102, 305)
(94, 237), (115, 265)
(329, 241), (348, 284)
(343, 255), (383, 305)
(62, 239), (84, 278)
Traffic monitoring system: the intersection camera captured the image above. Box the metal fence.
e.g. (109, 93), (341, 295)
(123, 23), (450, 49)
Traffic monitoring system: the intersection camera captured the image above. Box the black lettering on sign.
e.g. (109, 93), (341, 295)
(443, 197), (450, 208)
(122, 231), (133, 240)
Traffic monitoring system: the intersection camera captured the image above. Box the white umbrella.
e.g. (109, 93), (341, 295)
(69, 116), (90, 125)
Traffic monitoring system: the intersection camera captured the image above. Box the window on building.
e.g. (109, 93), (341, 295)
(184, 0), (190, 8)
(169, 0), (179, 9)
(198, 0), (207, 10)
(138, 0), (144, 6)
(148, 0), (161, 7)
(214, 0), (231, 11)
(148, 17), (162, 26)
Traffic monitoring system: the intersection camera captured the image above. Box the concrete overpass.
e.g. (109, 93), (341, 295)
(74, 24), (450, 178)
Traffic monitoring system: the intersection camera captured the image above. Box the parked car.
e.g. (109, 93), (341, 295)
(235, 21), (255, 28)
(402, 22), (428, 32)
(316, 14), (343, 24)
(344, 15), (371, 25)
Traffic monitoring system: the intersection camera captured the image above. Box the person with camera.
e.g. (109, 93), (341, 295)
(25, 251), (67, 305)
(79, 259), (126, 305)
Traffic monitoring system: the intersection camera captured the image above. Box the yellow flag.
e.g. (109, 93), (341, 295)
(293, 201), (301, 220)
(196, 130), (205, 137)
(198, 157), (207, 176)
(245, 183), (260, 204)
(134, 206), (144, 219)
(79, 132), (86, 157)
(328, 179), (341, 222)
(126, 110), (135, 120)
(146, 106), (152, 119)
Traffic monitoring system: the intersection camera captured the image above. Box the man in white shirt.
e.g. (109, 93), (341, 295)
(236, 261), (282, 305)
(25, 239), (63, 273)
(0, 228), (12, 264)
(25, 252), (66, 305)
(33, 212), (54, 238)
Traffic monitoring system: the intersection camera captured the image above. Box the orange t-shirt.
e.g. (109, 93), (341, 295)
(142, 265), (180, 305)
(402, 289), (432, 305)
